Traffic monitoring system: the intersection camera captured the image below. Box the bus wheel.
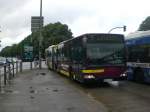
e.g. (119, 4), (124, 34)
(70, 74), (76, 81)
(73, 74), (76, 81)
(134, 68), (144, 83)
(69, 73), (73, 80)
(69, 66), (73, 80)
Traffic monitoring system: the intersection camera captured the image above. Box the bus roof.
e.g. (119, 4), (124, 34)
(126, 30), (150, 46)
(59, 33), (124, 44)
(45, 45), (57, 51)
(77, 33), (124, 39)
(126, 30), (150, 39)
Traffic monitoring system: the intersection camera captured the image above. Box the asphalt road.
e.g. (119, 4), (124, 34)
(71, 80), (150, 112)
(0, 63), (150, 112)
(0, 67), (107, 112)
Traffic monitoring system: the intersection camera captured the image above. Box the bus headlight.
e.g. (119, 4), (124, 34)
(84, 75), (95, 79)
(120, 73), (127, 77)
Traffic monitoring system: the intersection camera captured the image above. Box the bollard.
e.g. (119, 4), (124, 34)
(16, 62), (18, 74)
(20, 61), (23, 72)
(30, 61), (32, 70)
(12, 62), (15, 77)
(0, 70), (1, 92)
(8, 63), (12, 80)
(4, 65), (7, 85)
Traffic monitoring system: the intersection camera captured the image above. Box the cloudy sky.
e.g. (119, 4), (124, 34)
(0, 0), (150, 49)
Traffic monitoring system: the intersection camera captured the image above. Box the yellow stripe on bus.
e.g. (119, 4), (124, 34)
(82, 69), (104, 73)
(60, 70), (70, 77)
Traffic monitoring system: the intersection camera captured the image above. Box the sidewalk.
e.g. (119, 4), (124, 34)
(0, 67), (107, 112)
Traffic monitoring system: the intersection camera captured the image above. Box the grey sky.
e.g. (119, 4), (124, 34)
(0, 0), (150, 49)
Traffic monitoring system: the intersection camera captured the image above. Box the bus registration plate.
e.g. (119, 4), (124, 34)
(104, 79), (113, 82)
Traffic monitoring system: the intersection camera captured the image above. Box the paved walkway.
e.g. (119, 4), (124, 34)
(0, 67), (107, 112)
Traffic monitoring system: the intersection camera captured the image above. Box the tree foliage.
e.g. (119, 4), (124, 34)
(138, 16), (150, 31)
(0, 22), (73, 59)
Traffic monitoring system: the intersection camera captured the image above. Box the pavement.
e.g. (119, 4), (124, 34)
(0, 65), (107, 112)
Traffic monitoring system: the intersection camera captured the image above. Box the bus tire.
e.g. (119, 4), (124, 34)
(73, 74), (76, 80)
(70, 74), (73, 80)
(69, 66), (74, 80)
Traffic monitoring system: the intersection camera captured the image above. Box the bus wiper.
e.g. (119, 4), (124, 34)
(98, 49), (124, 62)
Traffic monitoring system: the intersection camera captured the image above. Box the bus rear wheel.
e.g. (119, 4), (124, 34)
(73, 74), (77, 81)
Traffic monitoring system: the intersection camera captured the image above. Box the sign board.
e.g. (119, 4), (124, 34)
(31, 16), (44, 32)
(23, 45), (33, 61)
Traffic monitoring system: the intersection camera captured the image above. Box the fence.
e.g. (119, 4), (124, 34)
(0, 61), (22, 91)
(0, 61), (46, 92)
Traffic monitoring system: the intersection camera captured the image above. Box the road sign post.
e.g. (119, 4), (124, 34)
(31, 16), (44, 32)
(23, 45), (33, 62)
(31, 0), (44, 69)
(31, 15), (44, 69)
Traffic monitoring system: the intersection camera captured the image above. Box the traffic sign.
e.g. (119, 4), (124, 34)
(31, 16), (44, 32)
(23, 45), (33, 61)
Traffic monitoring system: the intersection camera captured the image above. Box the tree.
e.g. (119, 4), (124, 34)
(11, 44), (18, 57)
(0, 46), (12, 57)
(138, 16), (150, 31)
(0, 22), (73, 59)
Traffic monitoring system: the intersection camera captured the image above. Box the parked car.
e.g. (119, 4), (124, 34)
(12, 58), (18, 63)
(0, 57), (7, 65)
(6, 57), (13, 63)
(6, 57), (19, 63)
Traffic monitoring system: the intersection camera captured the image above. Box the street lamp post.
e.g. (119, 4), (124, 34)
(0, 27), (1, 48)
(39, 0), (43, 69)
(108, 25), (126, 33)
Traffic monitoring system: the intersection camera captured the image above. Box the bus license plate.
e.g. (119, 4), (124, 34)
(104, 79), (113, 82)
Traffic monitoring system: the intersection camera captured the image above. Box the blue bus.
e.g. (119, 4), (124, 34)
(126, 31), (150, 83)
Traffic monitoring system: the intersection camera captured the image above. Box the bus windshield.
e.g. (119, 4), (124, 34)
(86, 42), (125, 65)
(87, 43), (124, 59)
(87, 43), (125, 64)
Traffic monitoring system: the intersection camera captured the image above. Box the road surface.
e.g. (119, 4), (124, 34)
(0, 63), (150, 112)
(0, 68), (106, 112)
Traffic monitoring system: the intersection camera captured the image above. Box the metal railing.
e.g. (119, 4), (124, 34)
(0, 61), (22, 91)
(0, 60), (46, 92)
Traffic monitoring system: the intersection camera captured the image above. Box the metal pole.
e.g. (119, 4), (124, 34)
(0, 70), (1, 92)
(30, 61), (32, 70)
(20, 61), (22, 72)
(4, 65), (7, 85)
(8, 63), (11, 80)
(108, 25), (126, 33)
(30, 36), (33, 70)
(16, 62), (18, 74)
(12, 62), (15, 77)
(39, 0), (43, 69)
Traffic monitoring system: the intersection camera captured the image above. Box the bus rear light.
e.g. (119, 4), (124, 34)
(84, 75), (95, 79)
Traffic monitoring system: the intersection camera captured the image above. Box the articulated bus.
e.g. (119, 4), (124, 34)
(45, 45), (58, 70)
(126, 31), (150, 83)
(46, 33), (127, 83)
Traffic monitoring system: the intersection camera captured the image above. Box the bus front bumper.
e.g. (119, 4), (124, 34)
(83, 74), (127, 82)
